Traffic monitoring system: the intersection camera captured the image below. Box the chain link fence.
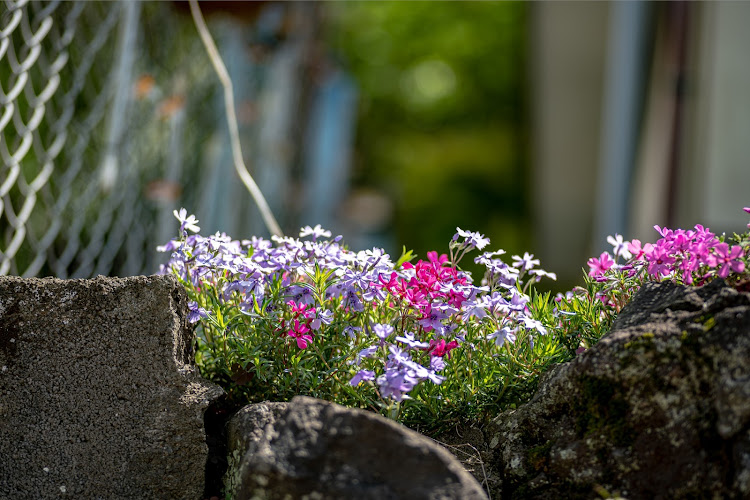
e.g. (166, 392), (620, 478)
(1, 0), (337, 278)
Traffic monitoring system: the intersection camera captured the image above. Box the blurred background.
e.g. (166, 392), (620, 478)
(1, 1), (749, 292)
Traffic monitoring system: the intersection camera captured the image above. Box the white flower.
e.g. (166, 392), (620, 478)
(607, 233), (632, 260)
(173, 208), (200, 233)
(299, 224), (332, 240)
(455, 227), (490, 250)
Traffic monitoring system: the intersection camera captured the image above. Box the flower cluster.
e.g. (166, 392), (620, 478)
(159, 207), (750, 428)
(159, 213), (559, 419)
(587, 222), (746, 285)
(555, 208), (750, 357)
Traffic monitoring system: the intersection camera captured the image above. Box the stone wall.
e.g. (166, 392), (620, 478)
(0, 276), (223, 499)
(4, 275), (746, 499)
(0, 276), (487, 499)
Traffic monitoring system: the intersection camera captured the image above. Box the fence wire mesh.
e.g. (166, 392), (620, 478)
(1, 0), (328, 278)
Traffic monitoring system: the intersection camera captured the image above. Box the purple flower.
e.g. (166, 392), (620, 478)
(461, 299), (487, 322)
(488, 326), (516, 347)
(376, 370), (416, 402)
(475, 249), (507, 266)
(310, 309), (334, 330)
(287, 284), (315, 306)
(418, 305), (449, 334)
(454, 227), (490, 250)
(372, 323), (394, 340)
(353, 345), (378, 364)
(187, 301), (209, 323)
(508, 290), (529, 312)
(343, 289), (364, 312)
(495, 265), (521, 288)
(429, 356), (446, 372)
(521, 316), (548, 335)
(512, 252), (540, 272)
(224, 279), (265, 302)
(343, 325), (362, 339)
(156, 239), (182, 253)
(529, 268), (557, 282)
(350, 369), (376, 387)
(387, 345), (412, 366)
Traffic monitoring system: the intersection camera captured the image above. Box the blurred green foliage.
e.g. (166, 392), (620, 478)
(326, 2), (529, 276)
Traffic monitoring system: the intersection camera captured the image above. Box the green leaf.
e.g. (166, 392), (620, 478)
(395, 246), (417, 269)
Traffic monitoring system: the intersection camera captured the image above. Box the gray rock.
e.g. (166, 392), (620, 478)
(227, 396), (488, 500)
(0, 275), (223, 499)
(486, 279), (750, 499)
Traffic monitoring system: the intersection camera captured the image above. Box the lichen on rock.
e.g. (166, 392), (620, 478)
(484, 279), (750, 499)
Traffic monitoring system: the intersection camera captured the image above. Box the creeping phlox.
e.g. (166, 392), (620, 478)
(581, 213), (749, 312)
(554, 207), (750, 356)
(160, 207), (750, 425)
(159, 210), (557, 412)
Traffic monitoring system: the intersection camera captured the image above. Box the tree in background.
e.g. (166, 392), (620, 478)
(326, 2), (529, 279)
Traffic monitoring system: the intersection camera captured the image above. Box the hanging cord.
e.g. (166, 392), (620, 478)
(188, 0), (284, 238)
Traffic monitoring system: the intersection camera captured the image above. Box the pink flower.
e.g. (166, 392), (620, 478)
(587, 252), (615, 277)
(654, 224), (673, 239)
(644, 242), (676, 277)
(289, 300), (316, 320)
(678, 254), (701, 284)
(707, 243), (745, 279)
(628, 239), (644, 260)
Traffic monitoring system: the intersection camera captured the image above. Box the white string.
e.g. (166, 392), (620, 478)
(188, 0), (284, 238)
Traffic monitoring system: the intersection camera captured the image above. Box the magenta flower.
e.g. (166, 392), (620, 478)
(287, 319), (313, 349)
(707, 243), (745, 278)
(426, 339), (459, 358)
(289, 300), (316, 319)
(587, 252), (615, 277)
(678, 254), (701, 284)
(644, 242), (676, 278)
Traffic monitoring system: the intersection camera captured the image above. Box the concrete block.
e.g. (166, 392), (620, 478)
(0, 275), (223, 499)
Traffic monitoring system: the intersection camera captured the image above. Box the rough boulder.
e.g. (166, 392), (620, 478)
(226, 396), (489, 499)
(487, 279), (750, 498)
